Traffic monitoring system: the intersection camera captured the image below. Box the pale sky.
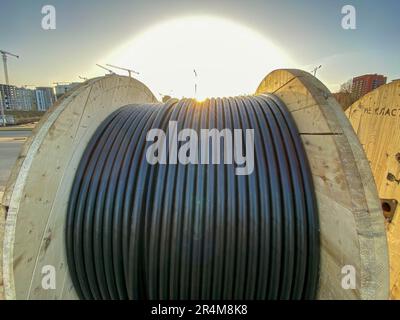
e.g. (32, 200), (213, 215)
(0, 0), (399, 97)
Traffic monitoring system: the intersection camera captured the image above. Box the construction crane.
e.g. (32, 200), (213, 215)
(96, 64), (115, 75)
(0, 50), (19, 126)
(311, 65), (322, 77)
(0, 50), (19, 85)
(106, 64), (139, 77)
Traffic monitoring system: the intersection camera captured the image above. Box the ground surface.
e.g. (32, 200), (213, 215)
(0, 130), (31, 192)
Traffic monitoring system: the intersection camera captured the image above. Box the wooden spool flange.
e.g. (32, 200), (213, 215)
(0, 70), (389, 299)
(346, 80), (400, 299)
(257, 69), (388, 299)
(0, 75), (157, 299)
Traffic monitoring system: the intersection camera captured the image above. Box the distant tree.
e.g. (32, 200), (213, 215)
(334, 79), (358, 111)
(340, 79), (353, 93)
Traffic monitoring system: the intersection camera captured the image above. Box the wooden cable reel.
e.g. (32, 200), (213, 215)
(0, 69), (389, 299)
(346, 80), (400, 299)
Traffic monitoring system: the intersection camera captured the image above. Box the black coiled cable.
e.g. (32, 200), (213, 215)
(66, 94), (320, 300)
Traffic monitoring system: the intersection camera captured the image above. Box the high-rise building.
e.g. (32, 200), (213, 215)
(16, 87), (36, 111)
(0, 84), (39, 111)
(0, 84), (18, 110)
(54, 82), (80, 99)
(35, 87), (56, 111)
(352, 74), (387, 99)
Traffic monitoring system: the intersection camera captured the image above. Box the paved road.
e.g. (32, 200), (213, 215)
(0, 130), (31, 192)
(0, 130), (32, 137)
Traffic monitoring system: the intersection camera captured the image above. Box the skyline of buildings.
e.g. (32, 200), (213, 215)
(0, 84), (54, 112)
(0, 82), (81, 113)
(333, 73), (389, 110)
(0, 71), (392, 115)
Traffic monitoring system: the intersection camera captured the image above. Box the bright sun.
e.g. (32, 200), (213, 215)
(95, 16), (294, 100)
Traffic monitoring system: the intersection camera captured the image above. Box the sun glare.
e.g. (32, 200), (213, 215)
(95, 16), (294, 100)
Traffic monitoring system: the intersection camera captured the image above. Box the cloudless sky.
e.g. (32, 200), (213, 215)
(0, 0), (399, 92)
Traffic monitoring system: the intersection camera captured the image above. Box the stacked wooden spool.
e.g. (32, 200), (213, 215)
(0, 69), (388, 299)
(346, 79), (400, 299)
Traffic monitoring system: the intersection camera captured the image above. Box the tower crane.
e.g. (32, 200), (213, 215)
(106, 64), (139, 77)
(311, 65), (322, 77)
(96, 64), (115, 75)
(0, 50), (19, 126)
(0, 50), (19, 85)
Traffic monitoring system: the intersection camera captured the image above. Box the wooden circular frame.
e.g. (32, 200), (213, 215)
(1, 75), (157, 299)
(257, 69), (388, 299)
(346, 80), (400, 299)
(0, 70), (389, 299)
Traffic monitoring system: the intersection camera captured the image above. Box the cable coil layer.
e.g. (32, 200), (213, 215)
(66, 94), (320, 300)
